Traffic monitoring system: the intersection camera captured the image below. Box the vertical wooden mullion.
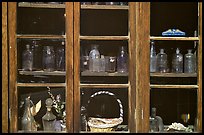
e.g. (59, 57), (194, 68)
(8, 2), (17, 133)
(2, 2), (8, 133)
(65, 2), (74, 133)
(73, 2), (80, 133)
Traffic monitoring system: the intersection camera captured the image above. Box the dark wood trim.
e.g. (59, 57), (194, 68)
(8, 2), (17, 132)
(2, 2), (8, 133)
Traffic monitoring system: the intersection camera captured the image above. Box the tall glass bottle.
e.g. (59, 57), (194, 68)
(22, 44), (33, 71)
(117, 46), (128, 73)
(42, 98), (56, 131)
(32, 40), (42, 71)
(42, 46), (55, 72)
(21, 97), (35, 131)
(56, 42), (65, 71)
(172, 48), (183, 73)
(150, 41), (157, 73)
(156, 48), (168, 73)
(89, 45), (100, 72)
(184, 49), (196, 73)
(149, 107), (159, 132)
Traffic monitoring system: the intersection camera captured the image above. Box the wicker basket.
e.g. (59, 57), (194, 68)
(86, 91), (123, 132)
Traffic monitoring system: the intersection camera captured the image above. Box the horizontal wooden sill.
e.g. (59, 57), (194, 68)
(150, 73), (197, 78)
(17, 83), (66, 87)
(81, 70), (128, 77)
(17, 34), (65, 39)
(80, 36), (129, 40)
(150, 84), (198, 89)
(18, 2), (65, 8)
(19, 70), (66, 76)
(81, 4), (129, 10)
(150, 36), (199, 41)
(80, 83), (129, 88)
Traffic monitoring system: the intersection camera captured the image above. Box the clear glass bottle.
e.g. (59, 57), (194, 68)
(117, 46), (128, 73)
(42, 46), (55, 72)
(100, 55), (105, 72)
(22, 44), (33, 71)
(89, 45), (100, 72)
(42, 98), (56, 131)
(184, 49), (196, 73)
(150, 41), (157, 73)
(21, 97), (35, 131)
(156, 48), (168, 73)
(32, 40), (42, 71)
(149, 107), (159, 132)
(56, 42), (65, 71)
(172, 48), (183, 73)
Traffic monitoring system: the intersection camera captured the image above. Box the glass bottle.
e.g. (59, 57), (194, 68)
(172, 48), (183, 73)
(21, 96), (35, 131)
(89, 45), (100, 72)
(80, 106), (87, 131)
(117, 46), (128, 73)
(42, 46), (55, 72)
(32, 40), (42, 71)
(150, 41), (157, 73)
(81, 49), (89, 72)
(42, 98), (56, 131)
(149, 107), (159, 132)
(184, 49), (196, 73)
(56, 42), (65, 71)
(100, 55), (106, 72)
(156, 48), (168, 73)
(22, 44), (33, 71)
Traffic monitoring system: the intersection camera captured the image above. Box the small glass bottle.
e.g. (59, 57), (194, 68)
(89, 45), (100, 72)
(150, 107), (159, 132)
(56, 42), (65, 71)
(117, 46), (128, 73)
(22, 44), (33, 71)
(21, 97), (35, 131)
(80, 106), (87, 131)
(172, 48), (183, 73)
(100, 55), (106, 72)
(42, 98), (56, 131)
(32, 40), (42, 71)
(150, 41), (157, 73)
(42, 46), (55, 72)
(156, 48), (168, 73)
(184, 49), (196, 73)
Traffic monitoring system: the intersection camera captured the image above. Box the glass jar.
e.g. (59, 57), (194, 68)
(42, 98), (56, 131)
(89, 45), (100, 72)
(105, 56), (116, 73)
(42, 46), (55, 72)
(55, 44), (65, 71)
(184, 49), (196, 73)
(172, 48), (183, 73)
(156, 48), (169, 73)
(117, 46), (128, 73)
(22, 44), (33, 71)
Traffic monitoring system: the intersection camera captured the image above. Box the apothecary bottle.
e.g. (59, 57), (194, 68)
(117, 46), (128, 73)
(172, 48), (183, 73)
(21, 97), (35, 131)
(32, 40), (42, 71)
(42, 46), (55, 72)
(150, 41), (157, 73)
(56, 42), (65, 71)
(89, 45), (100, 72)
(184, 49), (196, 73)
(42, 98), (56, 131)
(22, 44), (33, 71)
(156, 48), (168, 73)
(149, 107), (159, 132)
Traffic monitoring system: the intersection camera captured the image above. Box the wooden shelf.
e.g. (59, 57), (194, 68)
(17, 34), (65, 39)
(19, 70), (66, 76)
(18, 2), (65, 8)
(81, 70), (128, 77)
(81, 5), (129, 10)
(150, 36), (199, 41)
(17, 83), (66, 87)
(80, 36), (129, 40)
(150, 84), (198, 89)
(150, 73), (197, 78)
(80, 83), (129, 88)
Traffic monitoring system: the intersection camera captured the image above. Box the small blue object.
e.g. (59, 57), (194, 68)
(162, 29), (185, 36)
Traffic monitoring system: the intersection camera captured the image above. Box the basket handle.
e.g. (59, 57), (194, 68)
(87, 91), (123, 121)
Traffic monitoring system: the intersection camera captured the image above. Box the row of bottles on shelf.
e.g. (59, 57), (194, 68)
(150, 41), (197, 73)
(81, 45), (128, 74)
(81, 2), (128, 6)
(22, 41), (65, 72)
